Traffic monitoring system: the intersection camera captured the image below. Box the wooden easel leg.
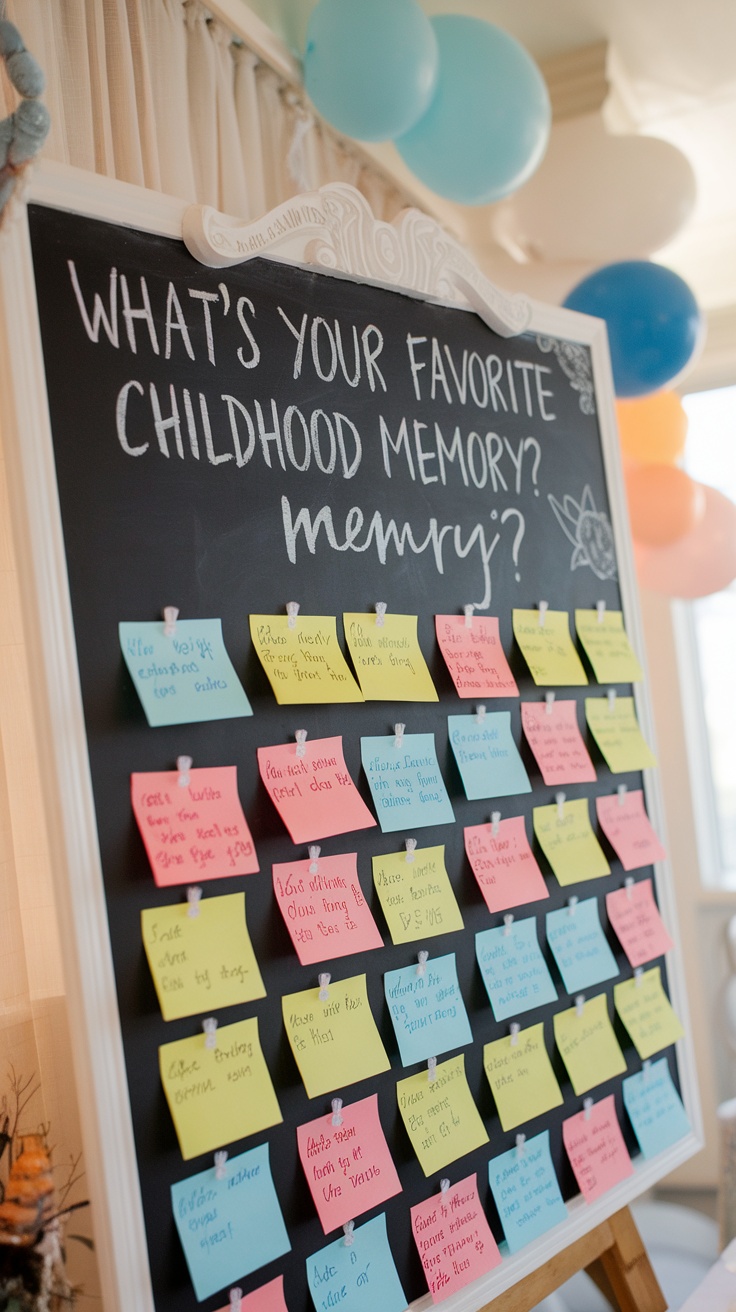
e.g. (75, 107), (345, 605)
(585, 1208), (667, 1312)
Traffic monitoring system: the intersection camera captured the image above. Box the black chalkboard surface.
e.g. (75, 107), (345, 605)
(12, 183), (697, 1312)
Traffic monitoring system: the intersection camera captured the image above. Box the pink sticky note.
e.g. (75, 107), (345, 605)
(273, 853), (383, 964)
(410, 1173), (501, 1302)
(297, 1094), (401, 1233)
(215, 1276), (288, 1312)
(606, 878), (674, 968)
(257, 736), (376, 844)
(464, 815), (548, 914)
(131, 765), (258, 887)
(521, 699), (597, 785)
(596, 789), (667, 871)
(435, 614), (518, 699)
(563, 1095), (633, 1202)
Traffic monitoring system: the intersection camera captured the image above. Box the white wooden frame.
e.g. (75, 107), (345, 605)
(0, 161), (702, 1312)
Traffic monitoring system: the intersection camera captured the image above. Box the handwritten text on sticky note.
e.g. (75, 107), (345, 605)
(142, 892), (264, 1022)
(306, 1214), (406, 1312)
(361, 733), (454, 833)
(476, 917), (557, 1021)
(596, 790), (666, 872)
(385, 953), (472, 1067)
(623, 1058), (691, 1158)
(344, 613), (438, 701)
(448, 711), (531, 801)
(273, 853), (382, 966)
(283, 974), (389, 1099)
(411, 1174), (501, 1302)
(434, 614), (518, 699)
(606, 879), (673, 968)
(585, 696), (657, 773)
(483, 1022), (563, 1131)
(614, 967), (684, 1059)
(372, 845), (463, 945)
(533, 797), (610, 887)
(464, 816), (548, 915)
(562, 1095), (633, 1201)
(132, 765), (258, 886)
(512, 609), (588, 686)
(258, 736), (376, 844)
(488, 1131), (567, 1254)
(396, 1055), (488, 1177)
(575, 609), (643, 685)
(297, 1094), (401, 1234)
(249, 614), (363, 703)
(545, 897), (619, 996)
(521, 699), (596, 786)
(553, 993), (627, 1096)
(120, 618), (252, 726)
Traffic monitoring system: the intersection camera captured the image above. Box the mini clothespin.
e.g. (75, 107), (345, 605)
(187, 886), (202, 918)
(295, 729), (308, 757)
(624, 876), (635, 900)
(203, 1017), (218, 1048)
(568, 896), (579, 917)
(428, 1057), (437, 1084)
(405, 838), (417, 863)
(545, 691), (555, 715)
(618, 783), (627, 807)
(417, 950), (429, 977)
(163, 606), (179, 636)
(491, 811), (501, 837)
(286, 601), (299, 629)
(596, 600), (606, 625)
(331, 1098), (343, 1127)
(538, 601), (548, 628)
(214, 1151), (228, 1180)
(503, 914), (514, 937)
(318, 973), (331, 1001)
(575, 994), (585, 1018)
(394, 723), (405, 749)
(309, 846), (321, 874)
(177, 755), (192, 787)
(440, 1178), (450, 1194)
(515, 1134), (526, 1158)
(556, 791), (566, 821)
(343, 1221), (355, 1247)
(642, 1059), (652, 1084)
(634, 966), (644, 987)
(476, 704), (486, 724)
(375, 602), (387, 627)
(583, 1097), (594, 1122)
(229, 1290), (243, 1312)
(464, 604), (474, 629)
(608, 688), (617, 713)
(510, 1022), (520, 1048)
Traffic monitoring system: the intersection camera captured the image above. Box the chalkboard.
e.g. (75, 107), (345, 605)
(0, 169), (700, 1312)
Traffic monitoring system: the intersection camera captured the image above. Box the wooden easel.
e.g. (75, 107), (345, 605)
(484, 1207), (667, 1312)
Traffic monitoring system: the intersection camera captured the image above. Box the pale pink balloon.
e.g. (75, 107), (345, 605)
(637, 485), (736, 598)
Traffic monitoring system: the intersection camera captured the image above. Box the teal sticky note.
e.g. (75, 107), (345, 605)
(361, 733), (454, 833)
(488, 1130), (567, 1254)
(306, 1213), (406, 1312)
(119, 617), (252, 726)
(623, 1058), (691, 1158)
(448, 712), (531, 801)
(476, 916), (557, 1020)
(171, 1143), (289, 1302)
(384, 952), (473, 1066)
(546, 897), (619, 995)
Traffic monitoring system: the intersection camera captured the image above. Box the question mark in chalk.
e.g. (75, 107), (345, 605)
(501, 508), (525, 582)
(524, 437), (541, 497)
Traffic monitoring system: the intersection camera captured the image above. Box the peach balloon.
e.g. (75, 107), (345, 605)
(637, 486), (736, 598)
(616, 391), (688, 464)
(625, 463), (705, 546)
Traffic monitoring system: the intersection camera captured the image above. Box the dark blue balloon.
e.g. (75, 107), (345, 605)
(563, 260), (702, 397)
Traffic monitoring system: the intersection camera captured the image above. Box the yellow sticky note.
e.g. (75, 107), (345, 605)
(343, 613), (438, 701)
(483, 1023), (563, 1131)
(614, 966), (684, 1059)
(159, 1017), (281, 1160)
(533, 797), (610, 887)
(396, 1055), (488, 1177)
(512, 609), (588, 686)
(249, 614), (363, 704)
(575, 609), (644, 684)
(586, 696), (657, 773)
(282, 974), (390, 1098)
(553, 993), (627, 1096)
(372, 845), (464, 944)
(142, 892), (265, 1022)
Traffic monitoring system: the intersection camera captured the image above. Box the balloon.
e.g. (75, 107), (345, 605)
(625, 464), (705, 546)
(563, 260), (703, 397)
(395, 15), (550, 205)
(500, 117), (696, 263)
(303, 0), (438, 142)
(616, 391), (689, 465)
(637, 485), (736, 598)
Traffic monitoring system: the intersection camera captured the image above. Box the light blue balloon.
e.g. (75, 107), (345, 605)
(396, 15), (550, 205)
(304, 0), (438, 143)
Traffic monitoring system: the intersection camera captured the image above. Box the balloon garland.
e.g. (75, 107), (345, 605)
(0, 19), (49, 218)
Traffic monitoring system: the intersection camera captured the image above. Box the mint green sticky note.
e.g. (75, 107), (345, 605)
(546, 897), (619, 996)
(448, 712), (531, 801)
(384, 952), (473, 1066)
(476, 916), (557, 1020)
(307, 1214), (406, 1312)
(488, 1131), (567, 1253)
(120, 617), (252, 726)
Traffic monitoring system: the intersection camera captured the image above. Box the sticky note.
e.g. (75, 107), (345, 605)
(488, 1131), (567, 1254)
(344, 613), (438, 701)
(553, 993), (627, 1096)
(159, 1016), (281, 1160)
(214, 1276), (288, 1312)
(273, 853), (383, 966)
(585, 696), (657, 773)
(434, 613), (518, 699)
(396, 1055), (488, 1176)
(296, 1094), (401, 1234)
(512, 609), (588, 686)
(361, 732), (454, 832)
(120, 617), (252, 726)
(483, 1022), (563, 1131)
(596, 790), (666, 872)
(385, 953), (472, 1067)
(606, 879), (673, 968)
(623, 1057), (691, 1158)
(448, 711), (531, 801)
(306, 1214), (406, 1312)
(475, 917), (557, 1021)
(282, 974), (389, 1098)
(614, 966), (684, 1058)
(575, 608), (644, 684)
(545, 897), (619, 996)
(372, 845), (464, 944)
(533, 797), (610, 887)
(464, 816), (548, 914)
(521, 699), (596, 786)
(249, 614), (363, 704)
(257, 736), (376, 844)
(131, 765), (258, 886)
(171, 1143), (289, 1302)
(142, 892), (265, 1022)
(410, 1174), (501, 1301)
(562, 1095), (633, 1201)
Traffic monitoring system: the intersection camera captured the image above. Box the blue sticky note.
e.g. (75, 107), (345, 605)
(119, 617), (252, 726)
(546, 897), (619, 995)
(361, 733), (454, 832)
(384, 952), (473, 1066)
(306, 1214), (406, 1312)
(448, 712), (531, 801)
(476, 916), (557, 1021)
(488, 1130), (567, 1254)
(623, 1058), (691, 1158)
(171, 1143), (289, 1302)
